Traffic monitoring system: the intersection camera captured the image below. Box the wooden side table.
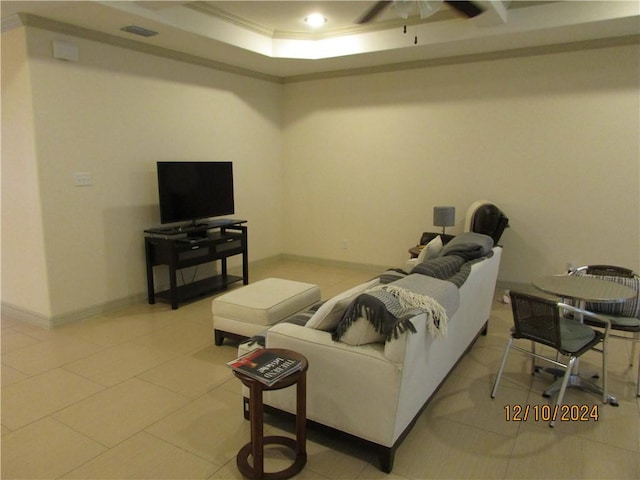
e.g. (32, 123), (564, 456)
(234, 349), (308, 480)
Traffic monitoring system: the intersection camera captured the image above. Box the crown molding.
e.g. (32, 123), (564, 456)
(10, 12), (639, 86)
(282, 34), (640, 84)
(17, 13), (282, 84)
(1, 13), (24, 33)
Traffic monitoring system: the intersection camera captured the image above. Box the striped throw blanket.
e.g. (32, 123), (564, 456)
(333, 284), (448, 342)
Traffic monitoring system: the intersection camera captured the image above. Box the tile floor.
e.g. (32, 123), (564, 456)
(2, 257), (639, 479)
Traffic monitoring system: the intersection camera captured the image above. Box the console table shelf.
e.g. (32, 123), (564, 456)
(145, 220), (248, 309)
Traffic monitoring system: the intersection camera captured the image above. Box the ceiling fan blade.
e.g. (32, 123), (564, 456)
(444, 1), (484, 18)
(356, 1), (393, 24)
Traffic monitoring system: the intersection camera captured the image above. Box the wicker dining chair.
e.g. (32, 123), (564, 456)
(570, 265), (640, 397)
(491, 291), (611, 427)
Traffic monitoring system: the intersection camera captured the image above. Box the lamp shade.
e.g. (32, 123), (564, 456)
(433, 206), (455, 227)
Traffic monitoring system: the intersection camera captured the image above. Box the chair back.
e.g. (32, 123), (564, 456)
(509, 291), (562, 350)
(463, 200), (509, 245)
(572, 265), (639, 319)
(576, 265), (634, 278)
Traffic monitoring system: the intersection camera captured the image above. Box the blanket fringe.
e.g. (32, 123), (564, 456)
(333, 285), (447, 342)
(372, 285), (448, 338)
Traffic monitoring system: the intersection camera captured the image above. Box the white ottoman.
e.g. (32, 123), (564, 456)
(212, 278), (321, 345)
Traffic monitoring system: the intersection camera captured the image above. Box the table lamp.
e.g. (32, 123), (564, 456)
(433, 206), (455, 237)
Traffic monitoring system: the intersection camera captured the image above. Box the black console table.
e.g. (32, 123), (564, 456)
(144, 220), (248, 309)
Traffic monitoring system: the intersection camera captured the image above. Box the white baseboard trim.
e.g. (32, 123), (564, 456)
(1, 293), (147, 329)
(1, 302), (51, 329)
(3, 257), (519, 329)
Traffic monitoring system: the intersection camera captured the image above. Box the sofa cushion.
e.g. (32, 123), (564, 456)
(305, 279), (379, 331)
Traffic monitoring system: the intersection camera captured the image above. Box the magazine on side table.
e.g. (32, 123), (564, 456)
(227, 349), (303, 386)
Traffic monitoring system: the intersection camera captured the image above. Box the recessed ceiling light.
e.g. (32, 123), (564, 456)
(304, 13), (327, 28)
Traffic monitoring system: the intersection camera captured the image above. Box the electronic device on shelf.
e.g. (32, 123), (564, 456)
(156, 161), (235, 227)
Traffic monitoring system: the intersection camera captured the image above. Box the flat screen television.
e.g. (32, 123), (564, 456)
(157, 161), (234, 226)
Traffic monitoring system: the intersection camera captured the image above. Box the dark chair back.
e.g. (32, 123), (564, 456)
(576, 265), (635, 278)
(469, 204), (509, 245)
(510, 291), (562, 350)
(572, 265), (640, 319)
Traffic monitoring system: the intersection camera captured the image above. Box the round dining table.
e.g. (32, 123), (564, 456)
(533, 274), (636, 308)
(533, 274), (636, 406)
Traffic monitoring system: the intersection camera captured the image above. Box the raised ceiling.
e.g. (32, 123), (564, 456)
(1, 1), (638, 81)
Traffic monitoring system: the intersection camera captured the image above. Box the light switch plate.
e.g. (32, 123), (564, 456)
(74, 172), (93, 186)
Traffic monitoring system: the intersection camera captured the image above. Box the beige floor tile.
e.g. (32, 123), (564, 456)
(207, 461), (245, 480)
(53, 378), (188, 447)
(62, 431), (217, 479)
(2, 258), (639, 480)
(1, 335), (104, 375)
(62, 341), (178, 386)
(1, 327), (43, 353)
(453, 338), (536, 392)
(145, 388), (250, 467)
(392, 416), (513, 479)
(1, 363), (28, 387)
(506, 423), (640, 478)
(261, 417), (373, 480)
(302, 436), (371, 480)
(0, 315), (22, 329)
(427, 374), (529, 437)
(1, 368), (105, 430)
(208, 457), (330, 480)
(131, 319), (215, 354)
(58, 309), (175, 347)
(138, 349), (235, 398)
(356, 463), (411, 480)
(522, 385), (640, 452)
(1, 417), (106, 479)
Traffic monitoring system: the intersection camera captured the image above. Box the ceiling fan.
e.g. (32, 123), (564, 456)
(357, 0), (484, 24)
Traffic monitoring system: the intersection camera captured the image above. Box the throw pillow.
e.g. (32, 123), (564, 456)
(416, 235), (443, 263)
(305, 279), (380, 331)
(338, 317), (386, 345)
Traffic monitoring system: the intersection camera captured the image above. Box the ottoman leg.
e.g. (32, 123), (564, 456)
(214, 330), (224, 346)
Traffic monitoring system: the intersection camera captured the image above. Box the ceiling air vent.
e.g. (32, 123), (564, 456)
(120, 25), (158, 37)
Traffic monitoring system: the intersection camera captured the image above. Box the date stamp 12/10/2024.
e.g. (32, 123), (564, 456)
(504, 404), (599, 422)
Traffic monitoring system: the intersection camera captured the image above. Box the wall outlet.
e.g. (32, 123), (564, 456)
(342, 240), (350, 250)
(74, 172), (93, 186)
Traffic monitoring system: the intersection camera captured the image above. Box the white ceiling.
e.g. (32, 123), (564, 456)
(1, 1), (638, 81)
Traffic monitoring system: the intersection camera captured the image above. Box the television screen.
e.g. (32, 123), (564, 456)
(157, 161), (234, 225)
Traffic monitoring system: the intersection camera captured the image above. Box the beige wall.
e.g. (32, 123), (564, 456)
(2, 26), (284, 325)
(1, 27), (51, 321)
(2, 24), (639, 326)
(282, 44), (640, 283)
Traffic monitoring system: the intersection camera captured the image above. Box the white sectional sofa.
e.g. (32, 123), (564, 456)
(237, 233), (502, 472)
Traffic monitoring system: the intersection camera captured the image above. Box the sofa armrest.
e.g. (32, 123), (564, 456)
(265, 322), (405, 445)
